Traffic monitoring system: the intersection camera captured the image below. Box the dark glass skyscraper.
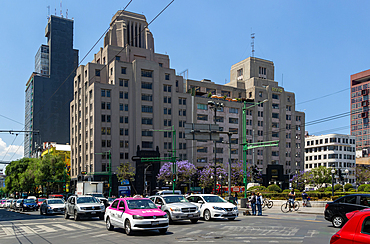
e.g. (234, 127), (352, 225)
(24, 15), (79, 157)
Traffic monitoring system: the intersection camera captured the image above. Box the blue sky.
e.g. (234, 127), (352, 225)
(0, 0), (369, 162)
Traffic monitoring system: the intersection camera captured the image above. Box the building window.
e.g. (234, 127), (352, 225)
(95, 69), (100, 77)
(272, 113), (279, 119)
(142, 131), (153, 137)
(119, 91), (123, 99)
(101, 115), (106, 122)
(142, 94), (152, 101)
(259, 66), (266, 79)
(142, 141), (153, 148)
(197, 114), (208, 121)
(120, 128), (124, 136)
(125, 129), (129, 135)
(197, 147), (208, 153)
(229, 118), (238, 124)
(142, 118), (153, 125)
(120, 104), (123, 111)
(229, 108), (238, 114)
(125, 117), (128, 123)
(231, 138), (238, 144)
(142, 106), (153, 113)
(107, 115), (111, 122)
(272, 94), (279, 100)
(272, 103), (279, 109)
(124, 80), (128, 87)
(124, 104), (128, 111)
(197, 104), (208, 110)
(121, 67), (126, 74)
(119, 79), (123, 86)
(120, 116), (123, 123)
(141, 70), (153, 78)
(116, 56), (120, 61)
(165, 73), (170, 80)
(142, 82), (152, 89)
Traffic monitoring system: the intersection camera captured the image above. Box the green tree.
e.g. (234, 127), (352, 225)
(356, 166), (370, 184)
(309, 166), (332, 187)
(268, 184), (282, 193)
(344, 183), (353, 192)
(116, 162), (136, 195)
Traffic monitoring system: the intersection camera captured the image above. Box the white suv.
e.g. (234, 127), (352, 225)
(186, 194), (238, 221)
(64, 195), (105, 220)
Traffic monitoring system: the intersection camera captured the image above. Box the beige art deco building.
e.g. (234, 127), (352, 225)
(70, 10), (305, 194)
(188, 58), (305, 186)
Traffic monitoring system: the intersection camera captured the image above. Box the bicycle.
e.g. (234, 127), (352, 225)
(262, 198), (273, 209)
(281, 199), (299, 213)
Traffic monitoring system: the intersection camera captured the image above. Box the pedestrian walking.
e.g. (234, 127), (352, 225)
(250, 192), (257, 215)
(256, 192), (263, 216)
(234, 192), (238, 206)
(302, 190), (308, 207)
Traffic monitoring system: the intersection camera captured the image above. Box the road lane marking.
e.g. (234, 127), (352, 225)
(92, 233), (109, 238)
(53, 224), (74, 231)
(20, 226), (35, 234)
(67, 223), (90, 229)
(37, 225), (57, 232)
(3, 227), (15, 236)
(185, 229), (202, 236)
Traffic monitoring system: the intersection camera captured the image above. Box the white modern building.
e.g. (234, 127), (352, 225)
(305, 134), (356, 184)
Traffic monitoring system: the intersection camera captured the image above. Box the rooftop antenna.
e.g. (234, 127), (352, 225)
(60, 1), (63, 18)
(66, 9), (68, 19)
(282, 73), (284, 87)
(251, 33), (255, 57)
(47, 6), (50, 19)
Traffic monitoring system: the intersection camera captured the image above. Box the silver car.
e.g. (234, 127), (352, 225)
(149, 195), (200, 224)
(40, 198), (65, 215)
(64, 195), (105, 221)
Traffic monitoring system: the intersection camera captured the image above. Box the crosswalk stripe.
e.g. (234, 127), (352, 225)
(80, 222), (105, 228)
(20, 226), (35, 234)
(67, 223), (90, 229)
(37, 225), (57, 232)
(3, 227), (15, 236)
(53, 224), (74, 231)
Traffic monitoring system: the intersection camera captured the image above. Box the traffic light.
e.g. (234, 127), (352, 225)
(172, 174), (177, 182)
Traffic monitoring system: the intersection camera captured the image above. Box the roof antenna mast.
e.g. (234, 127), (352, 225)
(60, 1), (63, 18)
(251, 33), (255, 58)
(47, 5), (50, 19)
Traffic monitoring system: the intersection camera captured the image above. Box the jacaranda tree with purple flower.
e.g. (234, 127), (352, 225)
(198, 163), (227, 189)
(157, 160), (197, 182)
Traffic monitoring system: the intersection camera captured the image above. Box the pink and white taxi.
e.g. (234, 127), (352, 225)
(104, 197), (169, 235)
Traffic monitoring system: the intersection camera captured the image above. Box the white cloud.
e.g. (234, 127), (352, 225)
(0, 137), (23, 161)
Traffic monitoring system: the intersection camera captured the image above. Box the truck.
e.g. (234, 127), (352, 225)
(75, 182), (108, 206)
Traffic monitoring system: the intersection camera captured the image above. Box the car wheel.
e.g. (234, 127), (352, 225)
(106, 217), (114, 231)
(204, 209), (211, 221)
(332, 215), (345, 228)
(74, 210), (80, 221)
(125, 219), (132, 235)
(228, 218), (235, 221)
(190, 219), (198, 224)
(22, 208), (25, 212)
(158, 228), (167, 235)
(165, 211), (173, 224)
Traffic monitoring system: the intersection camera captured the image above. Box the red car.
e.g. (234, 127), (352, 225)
(330, 209), (370, 244)
(37, 198), (47, 207)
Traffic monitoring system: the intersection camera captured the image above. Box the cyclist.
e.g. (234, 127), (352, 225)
(288, 188), (296, 208)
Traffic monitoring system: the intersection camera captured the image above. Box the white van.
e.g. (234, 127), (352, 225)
(156, 190), (182, 195)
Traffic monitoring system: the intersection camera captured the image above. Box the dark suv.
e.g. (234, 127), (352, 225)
(324, 194), (370, 228)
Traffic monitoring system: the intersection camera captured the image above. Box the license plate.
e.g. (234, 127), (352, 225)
(91, 211), (96, 214)
(227, 212), (232, 215)
(151, 221), (159, 226)
(188, 214), (193, 217)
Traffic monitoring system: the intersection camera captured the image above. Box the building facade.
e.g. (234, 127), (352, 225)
(351, 69), (370, 155)
(70, 11), (305, 194)
(305, 134), (356, 184)
(24, 15), (79, 158)
(188, 57), (305, 187)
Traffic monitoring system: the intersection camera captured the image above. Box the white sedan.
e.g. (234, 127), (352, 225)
(186, 194), (238, 221)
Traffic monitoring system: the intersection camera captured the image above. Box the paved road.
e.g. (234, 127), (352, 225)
(0, 208), (337, 244)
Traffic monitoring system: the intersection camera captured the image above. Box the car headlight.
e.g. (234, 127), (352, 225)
(212, 206), (224, 211)
(47, 206), (52, 210)
(100, 205), (105, 210)
(170, 207), (181, 212)
(133, 215), (144, 219)
(196, 206), (199, 211)
(233, 207), (238, 211)
(80, 207), (86, 210)
(163, 213), (168, 218)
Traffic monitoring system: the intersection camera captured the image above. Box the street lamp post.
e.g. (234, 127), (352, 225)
(219, 175), (223, 197)
(208, 101), (224, 195)
(331, 169), (336, 197)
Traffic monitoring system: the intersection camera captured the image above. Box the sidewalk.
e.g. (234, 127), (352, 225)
(236, 200), (326, 215)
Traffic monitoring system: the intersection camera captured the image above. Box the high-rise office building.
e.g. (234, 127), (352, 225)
(24, 15), (79, 157)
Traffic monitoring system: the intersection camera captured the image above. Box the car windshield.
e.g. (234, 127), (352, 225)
(77, 197), (99, 204)
(203, 196), (227, 203)
(126, 199), (157, 209)
(163, 196), (189, 204)
(24, 199), (36, 203)
(90, 193), (104, 198)
(38, 199), (46, 202)
(17, 200), (22, 203)
(48, 199), (65, 204)
(108, 197), (116, 201)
